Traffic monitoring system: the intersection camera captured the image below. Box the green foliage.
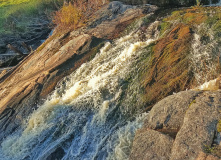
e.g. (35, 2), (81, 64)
(204, 145), (216, 153)
(0, 0), (30, 7)
(204, 144), (221, 157)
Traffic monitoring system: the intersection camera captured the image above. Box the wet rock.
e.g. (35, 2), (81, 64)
(142, 23), (194, 109)
(0, 55), (25, 68)
(0, 17), (51, 55)
(0, 40), (7, 54)
(46, 147), (65, 160)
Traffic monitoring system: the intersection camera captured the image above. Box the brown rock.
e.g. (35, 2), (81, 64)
(206, 155), (221, 160)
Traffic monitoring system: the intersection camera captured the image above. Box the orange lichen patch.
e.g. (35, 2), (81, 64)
(142, 23), (194, 108)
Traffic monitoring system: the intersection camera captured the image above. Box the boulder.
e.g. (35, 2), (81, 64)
(144, 90), (202, 130)
(130, 90), (221, 160)
(170, 91), (221, 160)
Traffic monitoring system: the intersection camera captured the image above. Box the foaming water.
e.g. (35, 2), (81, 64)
(196, 78), (220, 91)
(0, 28), (156, 159)
(190, 31), (219, 85)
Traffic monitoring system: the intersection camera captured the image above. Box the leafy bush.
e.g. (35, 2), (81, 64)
(53, 0), (108, 31)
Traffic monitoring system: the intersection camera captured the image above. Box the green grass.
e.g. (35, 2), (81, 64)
(0, 0), (63, 35)
(0, 0), (30, 7)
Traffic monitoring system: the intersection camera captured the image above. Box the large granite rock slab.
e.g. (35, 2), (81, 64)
(130, 90), (221, 160)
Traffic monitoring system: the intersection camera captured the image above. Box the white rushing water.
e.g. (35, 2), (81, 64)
(197, 78), (218, 90)
(208, 0), (221, 6)
(0, 21), (157, 160)
(190, 26), (220, 85)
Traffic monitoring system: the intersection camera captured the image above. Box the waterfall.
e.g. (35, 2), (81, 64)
(190, 23), (221, 85)
(0, 22), (157, 160)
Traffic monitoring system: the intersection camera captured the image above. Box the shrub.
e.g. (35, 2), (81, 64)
(53, 2), (84, 30)
(53, 0), (108, 31)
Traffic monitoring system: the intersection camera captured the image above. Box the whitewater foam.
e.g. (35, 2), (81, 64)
(0, 29), (156, 159)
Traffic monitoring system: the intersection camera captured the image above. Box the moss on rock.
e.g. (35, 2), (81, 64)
(138, 6), (221, 110)
(141, 23), (193, 108)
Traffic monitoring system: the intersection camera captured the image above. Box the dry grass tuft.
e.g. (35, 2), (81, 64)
(53, 0), (108, 32)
